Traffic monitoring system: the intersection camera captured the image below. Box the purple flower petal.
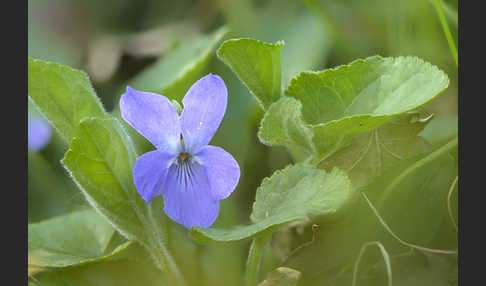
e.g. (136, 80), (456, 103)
(133, 150), (177, 204)
(28, 117), (52, 151)
(120, 86), (181, 154)
(180, 74), (227, 153)
(163, 159), (219, 228)
(195, 145), (240, 200)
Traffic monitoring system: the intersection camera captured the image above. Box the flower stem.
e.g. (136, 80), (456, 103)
(244, 234), (270, 286)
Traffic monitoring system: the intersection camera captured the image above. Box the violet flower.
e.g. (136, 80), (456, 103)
(28, 116), (52, 151)
(120, 74), (240, 229)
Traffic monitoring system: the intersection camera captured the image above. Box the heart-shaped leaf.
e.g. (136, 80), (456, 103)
(259, 56), (449, 162)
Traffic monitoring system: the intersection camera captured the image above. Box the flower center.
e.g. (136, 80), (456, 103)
(179, 152), (190, 160)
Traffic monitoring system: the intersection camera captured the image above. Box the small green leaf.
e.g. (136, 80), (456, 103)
(218, 38), (284, 109)
(257, 267), (301, 286)
(319, 112), (431, 189)
(190, 165), (351, 242)
(28, 58), (107, 142)
(28, 209), (133, 269)
(284, 56), (449, 160)
(258, 97), (316, 158)
(127, 26), (229, 102)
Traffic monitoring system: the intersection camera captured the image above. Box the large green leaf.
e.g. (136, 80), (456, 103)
(364, 137), (458, 246)
(62, 118), (144, 239)
(260, 56), (449, 161)
(283, 138), (457, 286)
(28, 58), (107, 142)
(318, 112), (431, 189)
(217, 38), (283, 110)
(28, 209), (133, 270)
(126, 26), (229, 102)
(61, 117), (173, 274)
(190, 165), (351, 242)
(286, 56), (448, 124)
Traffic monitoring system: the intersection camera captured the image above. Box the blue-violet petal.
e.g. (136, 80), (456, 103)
(120, 86), (181, 154)
(133, 150), (176, 204)
(163, 159), (219, 228)
(180, 74), (227, 153)
(28, 117), (52, 151)
(195, 145), (240, 200)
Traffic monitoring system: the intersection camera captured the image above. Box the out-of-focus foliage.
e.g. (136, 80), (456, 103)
(28, 0), (457, 285)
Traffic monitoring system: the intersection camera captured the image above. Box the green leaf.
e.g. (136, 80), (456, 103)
(364, 137), (458, 246)
(28, 58), (107, 142)
(284, 56), (449, 160)
(318, 112), (431, 189)
(217, 38), (284, 109)
(31, 246), (168, 286)
(61, 117), (175, 275)
(283, 138), (457, 286)
(62, 118), (145, 240)
(126, 26), (229, 102)
(258, 97), (316, 158)
(257, 267), (301, 286)
(28, 209), (133, 270)
(190, 165), (351, 242)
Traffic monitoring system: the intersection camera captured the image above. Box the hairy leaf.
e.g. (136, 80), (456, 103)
(62, 118), (171, 272)
(275, 56), (449, 160)
(258, 97), (316, 158)
(62, 118), (145, 239)
(28, 58), (107, 142)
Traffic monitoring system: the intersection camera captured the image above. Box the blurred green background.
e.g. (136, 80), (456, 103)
(28, 0), (457, 285)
